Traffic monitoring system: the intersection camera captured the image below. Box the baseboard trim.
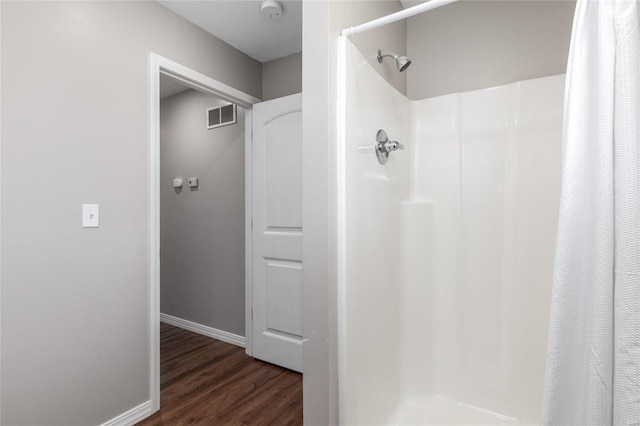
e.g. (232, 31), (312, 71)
(100, 400), (153, 426)
(160, 313), (246, 348)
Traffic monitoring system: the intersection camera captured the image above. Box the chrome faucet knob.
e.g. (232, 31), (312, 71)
(375, 129), (405, 165)
(383, 140), (404, 152)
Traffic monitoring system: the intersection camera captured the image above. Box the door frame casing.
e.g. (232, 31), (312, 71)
(148, 53), (260, 413)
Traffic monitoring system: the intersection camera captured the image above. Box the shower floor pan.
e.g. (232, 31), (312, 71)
(391, 396), (521, 425)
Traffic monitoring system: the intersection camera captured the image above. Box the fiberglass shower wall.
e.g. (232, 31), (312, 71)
(338, 37), (564, 425)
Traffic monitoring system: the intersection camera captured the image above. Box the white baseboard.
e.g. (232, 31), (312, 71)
(160, 313), (246, 348)
(100, 400), (153, 426)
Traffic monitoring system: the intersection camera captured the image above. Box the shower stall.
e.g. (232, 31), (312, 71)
(336, 5), (565, 424)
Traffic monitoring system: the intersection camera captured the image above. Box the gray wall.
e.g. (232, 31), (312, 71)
(263, 52), (303, 101)
(407, 0), (576, 99)
(0, 2), (261, 425)
(261, 19), (406, 102)
(302, 1), (405, 424)
(347, 3), (408, 95)
(160, 89), (245, 336)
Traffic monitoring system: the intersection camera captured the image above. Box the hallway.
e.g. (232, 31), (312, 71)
(137, 323), (303, 425)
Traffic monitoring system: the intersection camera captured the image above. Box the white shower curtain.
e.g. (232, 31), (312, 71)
(543, 0), (640, 425)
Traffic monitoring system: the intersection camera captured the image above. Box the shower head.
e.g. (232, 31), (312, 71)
(396, 55), (412, 72)
(377, 50), (412, 72)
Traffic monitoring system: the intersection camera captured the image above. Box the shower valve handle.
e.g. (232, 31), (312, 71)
(375, 129), (405, 165)
(381, 140), (404, 152)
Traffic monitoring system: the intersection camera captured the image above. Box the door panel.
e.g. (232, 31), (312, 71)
(264, 112), (303, 230)
(265, 259), (303, 337)
(252, 93), (303, 372)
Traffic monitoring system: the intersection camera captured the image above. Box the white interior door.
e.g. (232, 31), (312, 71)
(252, 93), (303, 372)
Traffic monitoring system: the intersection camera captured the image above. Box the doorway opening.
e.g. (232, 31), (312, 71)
(148, 54), (259, 414)
(147, 55), (303, 423)
(157, 74), (247, 346)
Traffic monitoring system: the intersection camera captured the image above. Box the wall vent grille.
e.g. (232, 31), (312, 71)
(207, 104), (237, 129)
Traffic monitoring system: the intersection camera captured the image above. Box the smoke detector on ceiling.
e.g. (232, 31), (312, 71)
(260, 0), (282, 19)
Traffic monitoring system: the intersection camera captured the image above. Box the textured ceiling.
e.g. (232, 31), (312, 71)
(158, 0), (302, 63)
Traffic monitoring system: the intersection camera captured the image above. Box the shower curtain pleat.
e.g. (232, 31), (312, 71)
(611, 2), (640, 423)
(543, 1), (640, 425)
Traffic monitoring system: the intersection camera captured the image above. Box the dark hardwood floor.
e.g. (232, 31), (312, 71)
(137, 322), (303, 426)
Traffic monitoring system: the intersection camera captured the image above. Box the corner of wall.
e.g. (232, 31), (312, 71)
(98, 401), (153, 426)
(262, 52), (303, 101)
(302, 0), (336, 424)
(342, 0), (407, 96)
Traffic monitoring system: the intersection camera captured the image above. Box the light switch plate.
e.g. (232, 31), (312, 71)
(83, 204), (99, 228)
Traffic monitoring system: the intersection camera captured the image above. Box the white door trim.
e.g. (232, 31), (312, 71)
(148, 53), (260, 415)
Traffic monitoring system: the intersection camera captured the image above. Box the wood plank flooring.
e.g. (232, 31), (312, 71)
(137, 322), (303, 426)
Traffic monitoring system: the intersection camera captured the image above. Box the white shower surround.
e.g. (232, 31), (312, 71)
(338, 37), (564, 425)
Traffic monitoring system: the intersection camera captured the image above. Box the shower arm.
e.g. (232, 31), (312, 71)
(377, 51), (398, 63)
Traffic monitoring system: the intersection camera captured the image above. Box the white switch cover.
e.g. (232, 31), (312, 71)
(83, 204), (99, 228)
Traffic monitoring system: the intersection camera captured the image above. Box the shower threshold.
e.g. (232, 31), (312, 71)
(391, 395), (520, 426)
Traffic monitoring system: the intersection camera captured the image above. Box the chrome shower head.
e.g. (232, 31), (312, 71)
(396, 55), (412, 72)
(377, 50), (412, 72)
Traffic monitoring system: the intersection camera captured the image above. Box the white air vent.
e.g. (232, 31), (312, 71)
(207, 104), (237, 129)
